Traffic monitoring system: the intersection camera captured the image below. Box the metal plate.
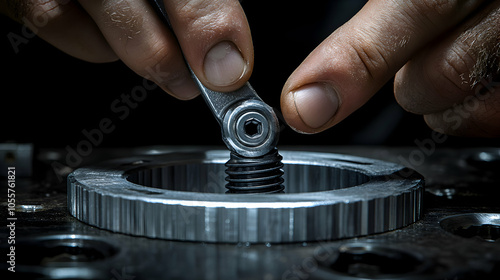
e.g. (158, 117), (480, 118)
(3, 147), (500, 279)
(67, 150), (423, 243)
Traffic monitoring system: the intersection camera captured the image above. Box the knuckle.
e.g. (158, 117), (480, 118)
(396, 3), (500, 116)
(395, 0), (481, 31)
(174, 0), (214, 20)
(173, 0), (240, 36)
(138, 44), (172, 75)
(175, 1), (211, 27)
(395, 44), (478, 115)
(20, 0), (72, 23)
(349, 38), (391, 81)
(102, 0), (143, 39)
(433, 44), (476, 94)
(137, 45), (189, 86)
(143, 44), (171, 67)
(462, 7), (500, 87)
(416, 0), (457, 15)
(406, 0), (468, 18)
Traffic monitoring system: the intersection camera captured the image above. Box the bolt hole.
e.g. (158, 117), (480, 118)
(440, 213), (500, 242)
(466, 150), (500, 170)
(452, 224), (500, 242)
(320, 244), (426, 277)
(16, 235), (119, 266)
(244, 119), (261, 137)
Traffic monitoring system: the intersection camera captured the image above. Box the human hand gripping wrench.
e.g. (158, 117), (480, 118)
(148, 0), (284, 193)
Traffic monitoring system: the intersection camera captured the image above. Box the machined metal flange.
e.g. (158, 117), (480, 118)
(67, 150), (423, 243)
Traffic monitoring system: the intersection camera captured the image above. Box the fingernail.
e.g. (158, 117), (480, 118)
(292, 83), (339, 129)
(204, 41), (246, 87)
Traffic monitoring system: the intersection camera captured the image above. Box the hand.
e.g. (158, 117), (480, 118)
(280, 0), (500, 137)
(1, 0), (253, 100)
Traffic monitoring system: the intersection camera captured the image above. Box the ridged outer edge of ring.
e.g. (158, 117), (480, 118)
(67, 150), (424, 243)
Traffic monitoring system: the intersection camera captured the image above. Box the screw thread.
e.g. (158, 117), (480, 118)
(225, 148), (285, 194)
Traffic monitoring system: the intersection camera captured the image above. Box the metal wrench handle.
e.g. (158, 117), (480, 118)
(149, 0), (279, 157)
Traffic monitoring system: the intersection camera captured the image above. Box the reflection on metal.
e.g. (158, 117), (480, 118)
(67, 150), (424, 243)
(14, 234), (120, 279)
(440, 213), (500, 242)
(316, 243), (432, 279)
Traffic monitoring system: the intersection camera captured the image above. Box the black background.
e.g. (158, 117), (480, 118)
(1, 1), (496, 150)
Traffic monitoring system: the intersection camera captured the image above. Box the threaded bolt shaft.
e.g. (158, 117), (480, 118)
(225, 148), (285, 194)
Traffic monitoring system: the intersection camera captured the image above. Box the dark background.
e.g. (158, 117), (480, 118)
(1, 0), (496, 150)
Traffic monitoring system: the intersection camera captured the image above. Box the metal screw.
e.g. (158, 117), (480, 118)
(244, 118), (262, 138)
(233, 110), (270, 148)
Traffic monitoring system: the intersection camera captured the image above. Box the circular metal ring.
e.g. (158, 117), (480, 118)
(68, 150), (424, 243)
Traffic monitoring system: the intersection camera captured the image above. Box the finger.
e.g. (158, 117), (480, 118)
(78, 0), (199, 100)
(395, 1), (500, 114)
(394, 2), (500, 136)
(280, 0), (485, 134)
(424, 81), (500, 137)
(164, 0), (253, 92)
(2, 0), (117, 63)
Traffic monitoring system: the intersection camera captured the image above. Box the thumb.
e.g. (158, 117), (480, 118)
(280, 0), (484, 134)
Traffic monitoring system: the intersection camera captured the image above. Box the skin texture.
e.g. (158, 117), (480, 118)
(1, 0), (253, 100)
(280, 0), (500, 137)
(2, 0), (499, 137)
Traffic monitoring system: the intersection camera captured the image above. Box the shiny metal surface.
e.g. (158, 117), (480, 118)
(219, 98), (280, 157)
(193, 76), (280, 157)
(225, 148), (285, 193)
(67, 150), (423, 243)
(440, 213), (500, 242)
(5, 147), (500, 279)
